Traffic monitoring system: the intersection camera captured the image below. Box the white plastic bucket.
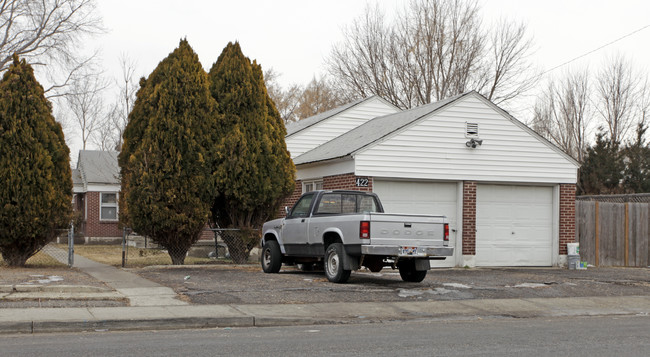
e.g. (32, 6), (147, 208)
(567, 243), (579, 256)
(567, 255), (580, 270)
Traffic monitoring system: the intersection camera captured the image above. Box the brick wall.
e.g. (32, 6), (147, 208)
(559, 184), (576, 255)
(279, 180), (303, 218)
(323, 173), (372, 192)
(462, 181), (476, 255)
(84, 191), (122, 238)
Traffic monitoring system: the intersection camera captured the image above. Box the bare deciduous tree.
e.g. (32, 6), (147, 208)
(66, 70), (108, 150)
(110, 54), (138, 150)
(295, 76), (345, 120)
(0, 0), (104, 97)
(264, 68), (303, 123)
(595, 55), (644, 143)
(326, 0), (535, 109)
(532, 69), (592, 162)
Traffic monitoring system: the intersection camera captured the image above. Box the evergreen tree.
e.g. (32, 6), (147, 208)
(0, 55), (72, 267)
(119, 39), (217, 265)
(578, 130), (624, 195)
(208, 42), (295, 263)
(622, 122), (650, 193)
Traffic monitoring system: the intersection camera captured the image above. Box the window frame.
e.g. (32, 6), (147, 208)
(99, 192), (119, 222)
(302, 179), (323, 193)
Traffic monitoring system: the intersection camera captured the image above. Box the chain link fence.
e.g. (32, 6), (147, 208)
(577, 193), (650, 203)
(0, 227), (74, 267)
(120, 228), (261, 267)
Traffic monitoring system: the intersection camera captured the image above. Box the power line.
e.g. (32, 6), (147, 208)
(540, 23), (650, 76)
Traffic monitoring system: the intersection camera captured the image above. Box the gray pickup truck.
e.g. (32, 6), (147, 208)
(260, 190), (452, 283)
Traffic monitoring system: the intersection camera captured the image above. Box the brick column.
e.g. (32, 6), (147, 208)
(559, 184), (576, 255)
(462, 181), (476, 255)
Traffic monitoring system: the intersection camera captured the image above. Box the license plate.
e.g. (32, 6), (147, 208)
(400, 246), (418, 255)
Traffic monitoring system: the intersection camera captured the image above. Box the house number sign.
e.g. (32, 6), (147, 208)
(355, 177), (369, 187)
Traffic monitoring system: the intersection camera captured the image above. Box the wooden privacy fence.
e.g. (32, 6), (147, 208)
(576, 200), (649, 267)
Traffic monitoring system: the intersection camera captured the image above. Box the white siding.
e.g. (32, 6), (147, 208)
(355, 95), (578, 184)
(286, 97), (400, 159)
(296, 159), (355, 181)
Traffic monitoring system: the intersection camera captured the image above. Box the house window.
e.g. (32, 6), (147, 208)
(302, 180), (323, 193)
(466, 122), (479, 137)
(100, 193), (118, 221)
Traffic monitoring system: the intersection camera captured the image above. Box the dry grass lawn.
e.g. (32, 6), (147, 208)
(68, 244), (218, 267)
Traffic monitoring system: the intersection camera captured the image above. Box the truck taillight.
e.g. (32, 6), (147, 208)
(444, 223), (449, 242)
(360, 221), (370, 239)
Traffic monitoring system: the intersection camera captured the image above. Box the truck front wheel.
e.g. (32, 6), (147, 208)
(324, 243), (351, 283)
(261, 240), (282, 273)
(398, 260), (427, 282)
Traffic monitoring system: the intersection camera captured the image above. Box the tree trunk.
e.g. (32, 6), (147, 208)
(1, 250), (31, 267)
(221, 230), (253, 264)
(167, 248), (187, 265)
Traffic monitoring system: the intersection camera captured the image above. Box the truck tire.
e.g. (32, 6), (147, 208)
(398, 260), (427, 282)
(324, 243), (351, 283)
(261, 240), (282, 273)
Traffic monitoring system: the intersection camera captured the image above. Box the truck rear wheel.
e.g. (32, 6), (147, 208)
(398, 260), (427, 282)
(261, 240), (282, 273)
(324, 243), (351, 283)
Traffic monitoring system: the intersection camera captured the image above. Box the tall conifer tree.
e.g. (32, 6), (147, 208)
(119, 40), (217, 264)
(208, 42), (294, 263)
(578, 130), (624, 195)
(0, 56), (72, 266)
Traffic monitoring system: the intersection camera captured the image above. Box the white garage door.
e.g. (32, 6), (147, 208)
(372, 180), (458, 267)
(476, 184), (553, 266)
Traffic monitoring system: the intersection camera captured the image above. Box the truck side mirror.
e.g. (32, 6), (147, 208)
(284, 206), (290, 216)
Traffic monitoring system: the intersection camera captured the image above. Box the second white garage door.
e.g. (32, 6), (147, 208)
(372, 180), (458, 267)
(476, 184), (553, 266)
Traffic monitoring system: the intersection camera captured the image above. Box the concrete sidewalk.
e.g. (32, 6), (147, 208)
(72, 254), (187, 306)
(0, 295), (648, 334)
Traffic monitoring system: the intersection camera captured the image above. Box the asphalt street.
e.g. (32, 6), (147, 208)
(0, 315), (647, 357)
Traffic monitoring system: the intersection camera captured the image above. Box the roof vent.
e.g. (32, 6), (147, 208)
(465, 122), (479, 138)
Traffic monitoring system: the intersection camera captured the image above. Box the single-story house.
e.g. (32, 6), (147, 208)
(284, 91), (579, 267)
(72, 150), (122, 243)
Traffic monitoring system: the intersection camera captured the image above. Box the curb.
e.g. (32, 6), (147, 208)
(0, 296), (648, 334)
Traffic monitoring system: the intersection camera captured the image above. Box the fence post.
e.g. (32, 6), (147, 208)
(68, 222), (74, 267)
(595, 201), (600, 267)
(122, 227), (127, 268)
(624, 202), (630, 266)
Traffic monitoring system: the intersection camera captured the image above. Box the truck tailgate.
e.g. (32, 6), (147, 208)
(368, 213), (447, 246)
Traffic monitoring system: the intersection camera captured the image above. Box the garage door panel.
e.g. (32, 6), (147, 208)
(476, 184), (553, 267)
(373, 180), (458, 268)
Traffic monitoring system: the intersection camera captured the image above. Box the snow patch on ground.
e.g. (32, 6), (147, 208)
(443, 283), (471, 289)
(508, 283), (548, 288)
(28, 275), (64, 284)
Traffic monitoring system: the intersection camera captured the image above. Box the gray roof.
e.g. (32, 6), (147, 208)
(71, 168), (83, 186)
(286, 96), (387, 137)
(293, 92), (469, 165)
(77, 150), (120, 185)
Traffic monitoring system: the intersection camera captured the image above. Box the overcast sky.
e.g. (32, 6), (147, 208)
(73, 0), (650, 155)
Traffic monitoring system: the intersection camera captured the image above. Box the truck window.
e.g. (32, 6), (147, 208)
(316, 193), (342, 214)
(289, 193), (314, 218)
(358, 195), (379, 213)
(315, 193), (381, 215)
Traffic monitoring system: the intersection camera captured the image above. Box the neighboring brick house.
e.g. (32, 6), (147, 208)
(283, 91), (580, 268)
(72, 150), (122, 244)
